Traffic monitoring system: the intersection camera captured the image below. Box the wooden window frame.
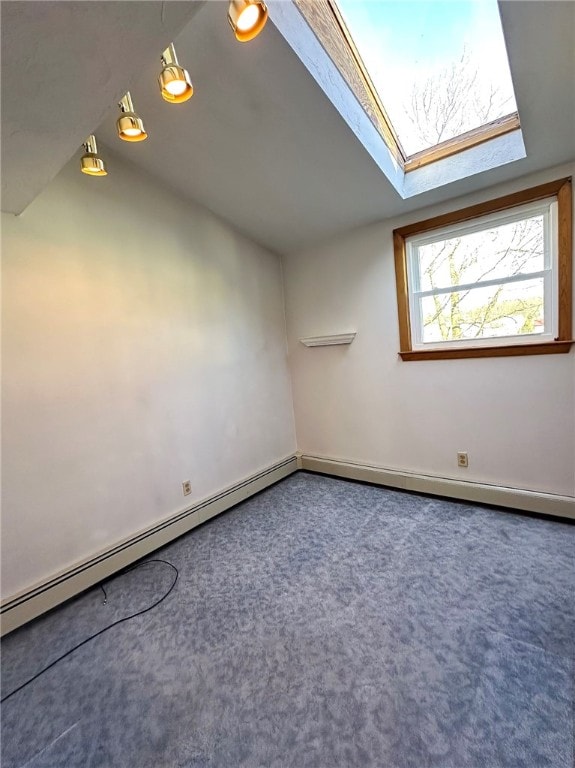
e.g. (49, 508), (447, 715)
(393, 178), (573, 361)
(402, 114), (521, 172)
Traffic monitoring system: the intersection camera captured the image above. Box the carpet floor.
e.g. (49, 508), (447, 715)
(1, 472), (574, 767)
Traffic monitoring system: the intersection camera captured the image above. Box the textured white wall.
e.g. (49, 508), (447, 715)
(1, 154), (296, 599)
(283, 164), (575, 498)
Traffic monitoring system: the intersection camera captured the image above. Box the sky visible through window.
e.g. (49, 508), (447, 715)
(335, 0), (518, 156)
(411, 212), (547, 344)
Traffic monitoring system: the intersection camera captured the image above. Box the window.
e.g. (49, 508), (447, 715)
(334, 0), (518, 157)
(294, 0), (521, 171)
(393, 178), (573, 360)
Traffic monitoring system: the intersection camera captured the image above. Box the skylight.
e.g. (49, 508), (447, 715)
(334, 0), (518, 157)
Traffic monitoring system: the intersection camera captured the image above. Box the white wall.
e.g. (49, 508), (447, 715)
(283, 164), (575, 498)
(1, 153), (296, 599)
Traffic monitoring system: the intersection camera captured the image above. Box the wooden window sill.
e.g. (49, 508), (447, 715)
(399, 341), (574, 361)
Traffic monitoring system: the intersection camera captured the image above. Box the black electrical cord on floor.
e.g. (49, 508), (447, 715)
(1, 558), (178, 704)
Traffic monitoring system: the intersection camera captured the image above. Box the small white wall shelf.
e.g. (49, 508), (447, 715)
(299, 333), (356, 347)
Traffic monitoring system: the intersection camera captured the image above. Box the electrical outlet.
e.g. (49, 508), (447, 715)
(457, 452), (469, 468)
(182, 480), (192, 496)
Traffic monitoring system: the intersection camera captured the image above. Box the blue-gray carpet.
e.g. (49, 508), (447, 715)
(1, 472), (574, 767)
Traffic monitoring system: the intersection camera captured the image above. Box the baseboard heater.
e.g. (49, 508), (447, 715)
(1, 455), (298, 636)
(299, 454), (575, 520)
(4, 453), (572, 635)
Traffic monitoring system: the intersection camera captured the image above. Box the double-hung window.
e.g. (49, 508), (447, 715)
(393, 178), (573, 360)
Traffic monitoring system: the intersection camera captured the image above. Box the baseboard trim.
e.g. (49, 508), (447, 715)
(300, 454), (575, 520)
(1, 455), (298, 636)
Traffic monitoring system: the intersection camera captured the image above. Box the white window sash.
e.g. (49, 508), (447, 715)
(413, 269), (549, 299)
(406, 199), (558, 349)
(409, 198), (555, 249)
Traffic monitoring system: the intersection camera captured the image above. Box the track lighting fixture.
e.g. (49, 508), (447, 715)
(228, 0), (268, 42)
(80, 135), (107, 176)
(158, 43), (193, 103)
(116, 92), (148, 142)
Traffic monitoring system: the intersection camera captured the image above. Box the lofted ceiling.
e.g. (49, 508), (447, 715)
(0, 1), (205, 214)
(2, 0), (574, 254)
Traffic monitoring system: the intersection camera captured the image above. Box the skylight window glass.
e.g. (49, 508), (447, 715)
(335, 0), (518, 156)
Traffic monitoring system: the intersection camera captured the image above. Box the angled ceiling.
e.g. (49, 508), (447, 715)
(2, 1), (574, 254)
(0, 1), (204, 213)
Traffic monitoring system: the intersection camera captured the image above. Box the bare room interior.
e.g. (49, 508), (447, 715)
(1, 1), (574, 766)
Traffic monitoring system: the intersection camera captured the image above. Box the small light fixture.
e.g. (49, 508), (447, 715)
(116, 92), (148, 142)
(228, 0), (268, 42)
(158, 43), (193, 103)
(80, 135), (108, 176)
